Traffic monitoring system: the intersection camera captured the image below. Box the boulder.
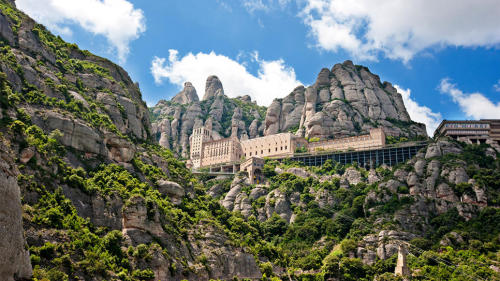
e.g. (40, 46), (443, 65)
(19, 147), (35, 164)
(105, 135), (136, 162)
(425, 144), (442, 159)
(343, 167), (363, 185)
(157, 180), (185, 204)
(286, 167), (311, 179)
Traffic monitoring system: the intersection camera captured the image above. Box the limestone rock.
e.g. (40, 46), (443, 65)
(122, 195), (166, 245)
(105, 135), (136, 162)
(249, 187), (268, 200)
(44, 111), (104, 155)
(425, 144), (442, 159)
(343, 167), (363, 185)
(222, 176), (245, 211)
(203, 75), (224, 100)
(286, 167), (311, 179)
(0, 12), (15, 45)
(264, 61), (427, 139)
(19, 147), (35, 164)
(0, 142), (32, 281)
(157, 180), (185, 204)
(172, 82), (199, 104)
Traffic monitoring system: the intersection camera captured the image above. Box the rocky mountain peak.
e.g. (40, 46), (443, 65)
(171, 81), (199, 105)
(264, 62), (426, 139)
(203, 75), (224, 100)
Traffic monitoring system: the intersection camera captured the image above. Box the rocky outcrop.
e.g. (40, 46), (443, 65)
(151, 76), (265, 157)
(203, 75), (224, 100)
(157, 180), (185, 205)
(171, 82), (199, 104)
(122, 195), (167, 245)
(0, 4), (151, 163)
(264, 61), (427, 139)
(34, 111), (137, 162)
(0, 140), (32, 281)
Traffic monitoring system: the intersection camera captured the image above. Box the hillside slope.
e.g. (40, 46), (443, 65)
(0, 1), (262, 280)
(0, 0), (499, 280)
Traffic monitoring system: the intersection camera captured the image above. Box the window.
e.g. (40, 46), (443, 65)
(275, 148), (278, 151)
(281, 146), (283, 150)
(250, 152), (252, 156)
(285, 146), (287, 150)
(261, 150), (263, 154)
(268, 149), (271, 153)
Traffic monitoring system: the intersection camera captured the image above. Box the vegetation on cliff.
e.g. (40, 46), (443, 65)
(0, 0), (499, 280)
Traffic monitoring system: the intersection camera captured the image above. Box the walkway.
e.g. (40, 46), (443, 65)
(192, 141), (429, 174)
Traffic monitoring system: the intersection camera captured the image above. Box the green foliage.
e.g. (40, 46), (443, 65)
(262, 213), (287, 238)
(0, 0), (21, 34)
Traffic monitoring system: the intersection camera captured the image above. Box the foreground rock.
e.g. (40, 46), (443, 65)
(0, 140), (32, 281)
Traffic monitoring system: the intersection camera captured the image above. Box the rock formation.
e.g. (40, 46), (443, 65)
(171, 82), (199, 105)
(265, 61), (427, 139)
(0, 1), (265, 279)
(151, 77), (266, 157)
(395, 244), (411, 277)
(153, 61), (427, 156)
(203, 75), (224, 100)
(0, 139), (32, 281)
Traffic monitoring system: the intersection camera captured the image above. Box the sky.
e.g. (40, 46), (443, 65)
(15, 0), (500, 135)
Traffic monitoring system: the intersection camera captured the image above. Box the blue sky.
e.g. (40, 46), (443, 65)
(16, 0), (500, 134)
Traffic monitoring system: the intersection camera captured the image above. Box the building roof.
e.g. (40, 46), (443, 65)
(434, 119), (495, 136)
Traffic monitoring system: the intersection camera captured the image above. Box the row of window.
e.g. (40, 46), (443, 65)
(446, 130), (489, 135)
(245, 146), (287, 157)
(445, 123), (489, 129)
(194, 128), (210, 136)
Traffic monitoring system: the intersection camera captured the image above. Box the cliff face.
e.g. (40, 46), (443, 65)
(264, 61), (427, 139)
(0, 1), (261, 280)
(150, 76), (267, 157)
(0, 0), (151, 164)
(0, 138), (32, 281)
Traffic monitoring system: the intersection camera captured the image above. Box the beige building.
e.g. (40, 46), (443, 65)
(434, 119), (500, 145)
(190, 127), (212, 168)
(190, 126), (388, 169)
(307, 128), (386, 152)
(201, 137), (242, 167)
(240, 156), (265, 184)
(241, 133), (301, 159)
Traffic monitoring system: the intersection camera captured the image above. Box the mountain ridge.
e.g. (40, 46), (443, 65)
(151, 60), (427, 157)
(0, 0), (499, 280)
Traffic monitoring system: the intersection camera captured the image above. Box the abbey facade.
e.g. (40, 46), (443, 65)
(189, 126), (386, 169)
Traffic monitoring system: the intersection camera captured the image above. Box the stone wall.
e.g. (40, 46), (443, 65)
(308, 128), (385, 152)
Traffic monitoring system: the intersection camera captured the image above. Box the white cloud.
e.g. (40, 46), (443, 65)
(494, 80), (500, 92)
(395, 85), (442, 135)
(151, 50), (302, 106)
(16, 0), (146, 62)
(242, 0), (291, 13)
(243, 0), (269, 13)
(301, 0), (500, 62)
(439, 79), (500, 119)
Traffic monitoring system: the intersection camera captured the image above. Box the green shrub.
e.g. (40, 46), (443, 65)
(132, 269), (155, 280)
